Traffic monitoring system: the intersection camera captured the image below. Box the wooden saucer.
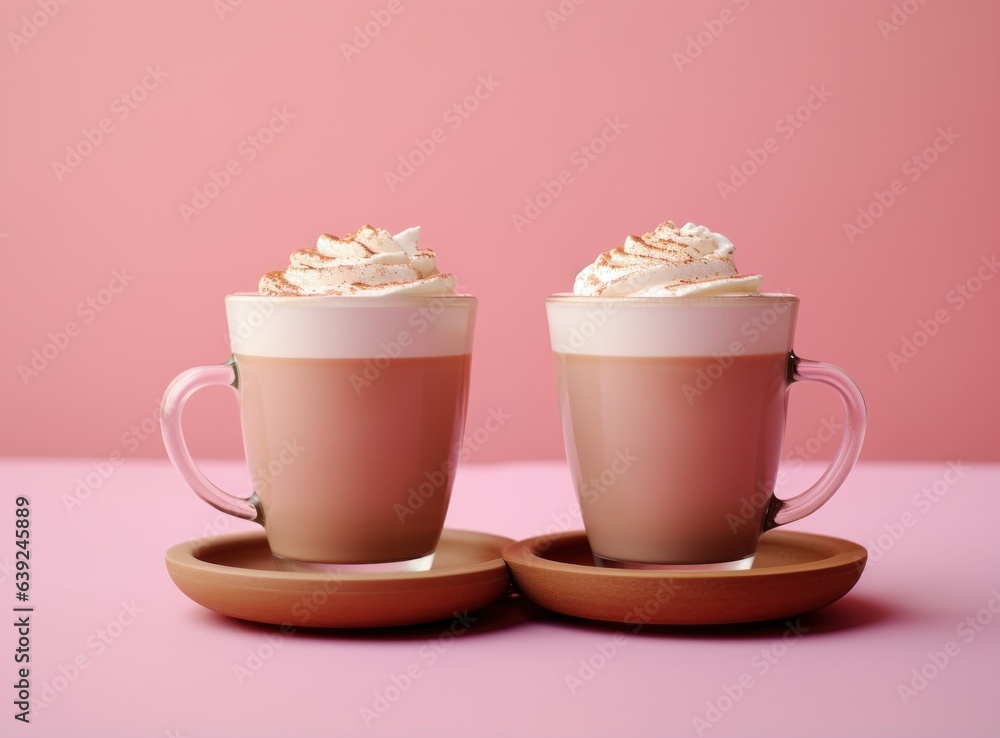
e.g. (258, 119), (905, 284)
(166, 529), (513, 628)
(502, 529), (867, 626)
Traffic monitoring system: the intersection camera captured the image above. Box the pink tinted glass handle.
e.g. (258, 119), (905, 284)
(160, 358), (261, 522)
(764, 354), (867, 530)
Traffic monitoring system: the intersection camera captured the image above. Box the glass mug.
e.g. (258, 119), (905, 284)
(546, 294), (866, 570)
(161, 294), (477, 572)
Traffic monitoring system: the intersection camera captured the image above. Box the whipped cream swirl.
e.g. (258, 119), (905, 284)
(259, 225), (457, 296)
(573, 220), (762, 297)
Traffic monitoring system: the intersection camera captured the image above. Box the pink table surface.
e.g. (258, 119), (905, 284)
(1, 458), (998, 737)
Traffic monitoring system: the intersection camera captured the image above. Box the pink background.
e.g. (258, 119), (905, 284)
(3, 0), (999, 463)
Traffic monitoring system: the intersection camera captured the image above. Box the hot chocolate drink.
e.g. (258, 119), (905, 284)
(548, 220), (866, 569)
(162, 225), (476, 572)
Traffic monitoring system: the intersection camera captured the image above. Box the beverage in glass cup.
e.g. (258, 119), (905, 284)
(161, 226), (476, 572)
(547, 221), (866, 570)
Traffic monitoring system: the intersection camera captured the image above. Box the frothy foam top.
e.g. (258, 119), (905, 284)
(546, 295), (797, 356)
(226, 294), (477, 358)
(573, 220), (762, 297)
(259, 225), (458, 296)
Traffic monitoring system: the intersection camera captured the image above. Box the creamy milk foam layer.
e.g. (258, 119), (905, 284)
(546, 296), (799, 356)
(260, 225), (458, 296)
(574, 221), (762, 297)
(226, 295), (477, 359)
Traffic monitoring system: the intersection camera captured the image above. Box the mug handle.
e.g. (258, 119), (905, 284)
(160, 357), (262, 522)
(763, 353), (867, 530)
